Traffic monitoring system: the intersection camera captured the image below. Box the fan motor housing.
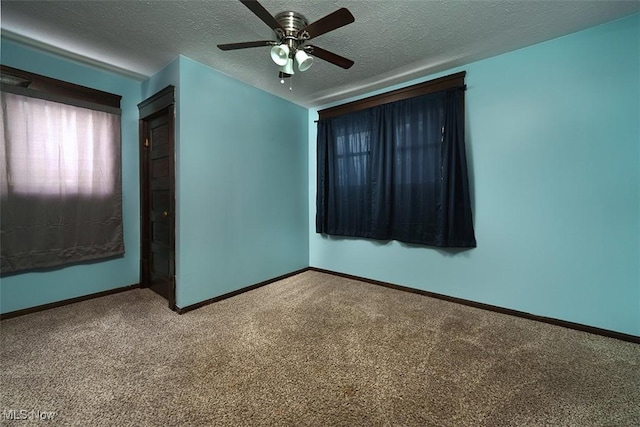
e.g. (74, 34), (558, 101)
(275, 11), (308, 38)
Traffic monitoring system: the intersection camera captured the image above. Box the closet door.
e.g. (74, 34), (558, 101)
(138, 86), (176, 309)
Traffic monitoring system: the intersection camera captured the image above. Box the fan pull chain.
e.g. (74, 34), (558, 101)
(280, 74), (294, 91)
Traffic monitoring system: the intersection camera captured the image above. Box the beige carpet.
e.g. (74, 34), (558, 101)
(1, 270), (639, 426)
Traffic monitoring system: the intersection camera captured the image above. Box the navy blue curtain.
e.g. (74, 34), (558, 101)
(316, 87), (476, 248)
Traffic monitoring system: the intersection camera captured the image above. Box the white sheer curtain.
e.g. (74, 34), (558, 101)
(1, 87), (124, 274)
(1, 91), (118, 197)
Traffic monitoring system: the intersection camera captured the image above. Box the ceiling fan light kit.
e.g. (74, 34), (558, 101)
(281, 58), (295, 76)
(217, 0), (355, 87)
(295, 50), (314, 72)
(270, 44), (290, 66)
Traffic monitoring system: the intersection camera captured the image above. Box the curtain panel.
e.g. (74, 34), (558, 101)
(316, 87), (476, 248)
(1, 86), (124, 274)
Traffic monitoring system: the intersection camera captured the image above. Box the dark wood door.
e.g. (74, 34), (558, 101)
(139, 88), (175, 309)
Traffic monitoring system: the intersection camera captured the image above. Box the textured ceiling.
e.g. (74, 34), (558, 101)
(1, 1), (638, 107)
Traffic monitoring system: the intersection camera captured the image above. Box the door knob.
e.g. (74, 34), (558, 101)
(163, 211), (169, 218)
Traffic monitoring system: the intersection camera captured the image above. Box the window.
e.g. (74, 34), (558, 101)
(1, 92), (118, 197)
(335, 126), (370, 188)
(316, 72), (476, 248)
(0, 65), (124, 274)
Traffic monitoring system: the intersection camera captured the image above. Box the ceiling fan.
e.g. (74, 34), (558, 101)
(217, 0), (355, 79)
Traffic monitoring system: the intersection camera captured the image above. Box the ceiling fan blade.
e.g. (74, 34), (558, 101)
(299, 8), (354, 40)
(307, 45), (354, 69)
(217, 40), (274, 51)
(239, 0), (284, 32)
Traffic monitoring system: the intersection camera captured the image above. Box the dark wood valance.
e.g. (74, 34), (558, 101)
(0, 64), (121, 109)
(318, 71), (466, 120)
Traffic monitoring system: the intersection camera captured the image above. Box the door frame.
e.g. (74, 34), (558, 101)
(138, 85), (176, 310)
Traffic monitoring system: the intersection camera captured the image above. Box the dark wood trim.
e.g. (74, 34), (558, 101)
(169, 274), (177, 312)
(309, 267), (640, 344)
(139, 117), (150, 292)
(138, 85), (175, 119)
(318, 71), (466, 120)
(176, 268), (311, 314)
(0, 64), (122, 108)
(0, 283), (140, 320)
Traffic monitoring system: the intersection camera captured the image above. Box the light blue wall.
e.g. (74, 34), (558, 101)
(141, 57), (180, 100)
(308, 14), (640, 336)
(174, 57), (308, 308)
(0, 38), (142, 313)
